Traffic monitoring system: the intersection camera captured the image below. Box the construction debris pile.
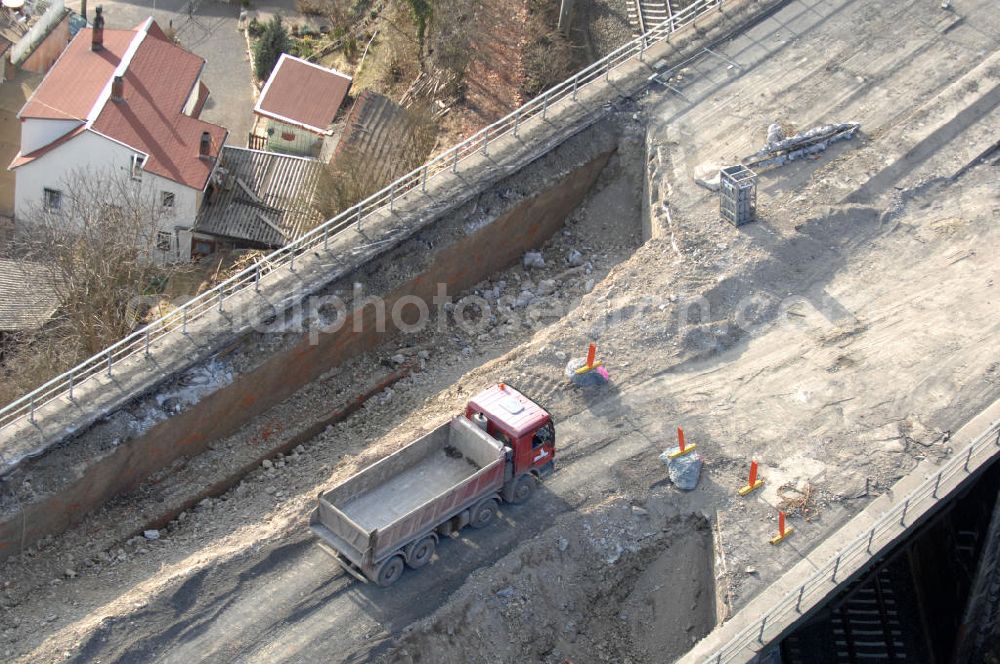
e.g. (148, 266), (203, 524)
(743, 122), (862, 170)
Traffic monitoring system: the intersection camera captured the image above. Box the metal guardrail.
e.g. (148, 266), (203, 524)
(11, 0), (66, 65)
(0, 0), (726, 447)
(707, 419), (1000, 663)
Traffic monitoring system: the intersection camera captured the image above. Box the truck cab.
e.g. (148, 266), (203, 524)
(465, 384), (555, 500)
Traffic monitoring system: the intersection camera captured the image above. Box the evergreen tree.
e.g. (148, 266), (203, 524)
(254, 15), (291, 81)
(406, 0), (432, 56)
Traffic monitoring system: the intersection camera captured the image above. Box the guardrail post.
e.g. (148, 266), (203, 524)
(757, 615), (767, 644)
(323, 227), (330, 251)
(68, 372), (74, 401)
(106, 349), (112, 377)
(389, 182), (396, 212)
(356, 206), (363, 230)
(29, 396), (35, 423)
(605, 59), (611, 81)
(995, 428), (1000, 447)
(795, 585), (805, 612)
(572, 76), (579, 101)
(217, 289), (224, 312)
(832, 555), (841, 583)
(182, 306), (188, 334)
(513, 109), (521, 137)
(144, 330), (150, 357)
(866, 527), (875, 554)
(542, 94), (550, 120)
(290, 249), (296, 272)
(933, 471), (943, 498)
(421, 165), (428, 193)
(255, 264), (262, 291)
(452, 149), (459, 174)
(482, 128), (490, 156)
(900, 498), (910, 527)
(964, 447), (974, 472)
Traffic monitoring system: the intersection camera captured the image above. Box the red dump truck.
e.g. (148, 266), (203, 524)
(310, 384), (556, 586)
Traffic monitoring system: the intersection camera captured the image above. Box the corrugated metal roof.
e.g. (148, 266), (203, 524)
(0, 259), (60, 333)
(193, 146), (323, 248)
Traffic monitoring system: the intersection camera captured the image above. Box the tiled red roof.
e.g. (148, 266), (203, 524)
(19, 29), (134, 121)
(91, 25), (226, 190)
(255, 54), (351, 134)
(14, 19), (227, 190)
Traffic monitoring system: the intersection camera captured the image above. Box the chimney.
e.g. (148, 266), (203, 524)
(92, 6), (104, 51)
(199, 131), (212, 159)
(111, 75), (124, 102)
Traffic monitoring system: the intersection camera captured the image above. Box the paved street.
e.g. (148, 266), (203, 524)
(64, 0), (254, 144)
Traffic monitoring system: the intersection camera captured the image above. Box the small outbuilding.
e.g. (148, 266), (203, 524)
(254, 53), (352, 157)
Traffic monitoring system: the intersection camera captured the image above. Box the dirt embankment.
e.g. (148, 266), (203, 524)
(383, 504), (714, 664)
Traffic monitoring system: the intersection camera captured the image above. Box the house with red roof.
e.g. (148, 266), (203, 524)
(253, 53), (351, 157)
(8, 9), (228, 261)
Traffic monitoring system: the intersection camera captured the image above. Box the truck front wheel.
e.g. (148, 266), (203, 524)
(511, 474), (536, 504)
(470, 498), (499, 529)
(376, 555), (405, 587)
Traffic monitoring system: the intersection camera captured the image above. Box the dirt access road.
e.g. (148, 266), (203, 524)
(4, 0), (1000, 661)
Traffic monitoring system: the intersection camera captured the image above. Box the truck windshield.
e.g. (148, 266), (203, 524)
(531, 422), (554, 448)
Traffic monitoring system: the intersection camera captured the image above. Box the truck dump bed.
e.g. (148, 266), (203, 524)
(311, 416), (506, 575)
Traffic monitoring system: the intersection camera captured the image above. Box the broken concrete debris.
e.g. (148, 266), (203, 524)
(660, 450), (704, 491)
(693, 163), (723, 192)
(766, 122), (785, 147)
(523, 251), (545, 269)
(565, 358), (609, 386)
(565, 344), (609, 387)
(743, 122), (861, 170)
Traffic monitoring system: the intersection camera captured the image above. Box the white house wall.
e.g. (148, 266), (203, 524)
(14, 130), (201, 263)
(20, 118), (83, 154)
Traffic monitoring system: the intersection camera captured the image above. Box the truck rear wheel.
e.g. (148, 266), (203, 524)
(470, 498), (498, 529)
(406, 536), (436, 569)
(376, 555), (405, 587)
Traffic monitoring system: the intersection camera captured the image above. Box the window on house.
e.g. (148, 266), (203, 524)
(130, 154), (144, 181)
(156, 230), (173, 252)
(192, 237), (216, 257)
(43, 188), (62, 211)
(161, 191), (175, 209)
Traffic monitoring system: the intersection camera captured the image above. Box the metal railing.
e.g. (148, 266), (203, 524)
(0, 0), (727, 448)
(708, 419), (1000, 663)
(10, 0), (65, 66)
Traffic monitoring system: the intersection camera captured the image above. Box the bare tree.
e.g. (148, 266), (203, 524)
(3, 169), (176, 382)
(521, 0), (579, 97)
